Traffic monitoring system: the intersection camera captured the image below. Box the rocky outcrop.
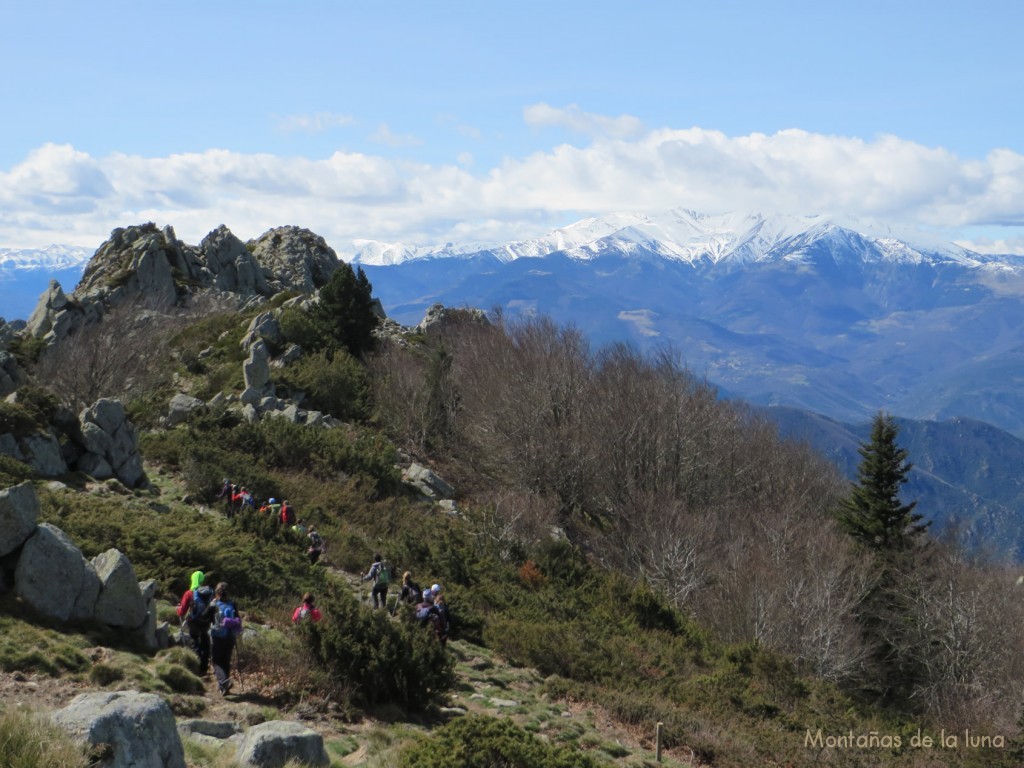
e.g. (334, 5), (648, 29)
(15, 523), (91, 622)
(403, 462), (455, 500)
(246, 226), (339, 294)
(0, 349), (19, 396)
(417, 303), (490, 336)
(202, 225), (271, 296)
(5, 483), (166, 647)
(76, 399), (145, 487)
(164, 393), (205, 427)
(236, 721), (329, 768)
(52, 691), (186, 768)
(92, 549), (147, 629)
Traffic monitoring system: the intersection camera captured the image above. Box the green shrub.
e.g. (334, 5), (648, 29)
(0, 453), (34, 486)
(89, 663), (125, 686)
(298, 583), (454, 712)
(276, 348), (370, 422)
(400, 715), (598, 768)
(157, 662), (205, 694)
(0, 706), (88, 767)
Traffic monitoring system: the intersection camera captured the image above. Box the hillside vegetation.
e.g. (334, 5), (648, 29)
(3, 266), (1024, 768)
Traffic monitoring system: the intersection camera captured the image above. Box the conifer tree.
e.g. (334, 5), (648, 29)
(837, 411), (930, 709)
(838, 411), (929, 555)
(311, 263), (379, 358)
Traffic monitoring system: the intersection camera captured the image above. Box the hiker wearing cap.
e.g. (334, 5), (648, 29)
(176, 570), (215, 674)
(210, 582), (243, 695)
(362, 553), (392, 609)
(292, 592), (322, 623)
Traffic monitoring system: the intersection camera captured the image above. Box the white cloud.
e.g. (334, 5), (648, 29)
(2, 117), (1024, 253)
(273, 112), (355, 134)
(524, 103), (645, 139)
(371, 123), (423, 148)
(955, 236), (1024, 256)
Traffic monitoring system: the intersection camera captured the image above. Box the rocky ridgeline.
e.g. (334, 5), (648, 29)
(0, 482), (166, 649)
(24, 223), (341, 347)
(0, 396), (145, 488)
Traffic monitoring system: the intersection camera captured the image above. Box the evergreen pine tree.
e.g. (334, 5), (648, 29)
(838, 411), (929, 554)
(837, 411), (930, 710)
(311, 263), (379, 358)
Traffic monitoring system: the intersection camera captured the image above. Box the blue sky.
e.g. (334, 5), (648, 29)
(2, 0), (1023, 253)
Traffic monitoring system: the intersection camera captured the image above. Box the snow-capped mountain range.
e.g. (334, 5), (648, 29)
(350, 209), (1001, 269)
(0, 244), (91, 272)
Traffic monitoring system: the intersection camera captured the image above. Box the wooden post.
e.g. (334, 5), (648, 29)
(656, 721), (664, 762)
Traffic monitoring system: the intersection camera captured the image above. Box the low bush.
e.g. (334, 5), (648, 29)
(275, 348), (370, 422)
(298, 583), (454, 712)
(400, 715), (598, 768)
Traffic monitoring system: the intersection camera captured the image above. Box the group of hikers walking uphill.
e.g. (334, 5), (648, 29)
(362, 553), (452, 648)
(216, 478), (325, 564)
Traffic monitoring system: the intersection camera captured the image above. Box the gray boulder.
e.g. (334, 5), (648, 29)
(244, 341), (272, 393)
(71, 559), (102, 621)
(417, 303), (490, 335)
(25, 280), (71, 339)
(236, 721), (329, 768)
(0, 350), (19, 395)
(0, 481), (39, 557)
(77, 452), (114, 480)
(92, 549), (147, 628)
(82, 398), (126, 436)
(14, 523), (87, 621)
(77, 399), (145, 487)
(19, 431), (68, 477)
(165, 393), (205, 427)
(52, 691), (186, 768)
(403, 463), (456, 500)
(202, 225), (270, 296)
(241, 312), (284, 352)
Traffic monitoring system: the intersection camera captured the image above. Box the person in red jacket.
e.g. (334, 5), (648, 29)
(292, 592), (322, 623)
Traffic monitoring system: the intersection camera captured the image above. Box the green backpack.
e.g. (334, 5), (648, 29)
(377, 562), (392, 585)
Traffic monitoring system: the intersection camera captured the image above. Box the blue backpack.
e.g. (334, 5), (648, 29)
(188, 586), (215, 627)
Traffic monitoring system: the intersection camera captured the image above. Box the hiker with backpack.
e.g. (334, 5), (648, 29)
(432, 593), (451, 649)
(391, 571), (422, 615)
(267, 497), (282, 522)
(306, 526), (325, 565)
(292, 592), (322, 623)
(280, 500), (297, 527)
(217, 479), (232, 515)
(210, 582), (243, 695)
(176, 570), (215, 675)
(362, 553), (392, 609)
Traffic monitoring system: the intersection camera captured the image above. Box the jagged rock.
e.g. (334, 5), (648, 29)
(14, 523), (87, 621)
(25, 280), (71, 339)
(92, 549), (147, 628)
(52, 691), (186, 768)
(265, 404), (302, 424)
(202, 225), (270, 296)
(257, 396), (282, 413)
(244, 341), (272, 393)
(403, 463), (456, 500)
(19, 431), (68, 477)
(166, 393), (205, 427)
(274, 343), (302, 367)
(241, 312), (284, 352)
(236, 721), (329, 768)
(417, 303), (490, 335)
(77, 399), (145, 487)
(0, 481), (39, 557)
(82, 399), (126, 436)
(246, 226), (340, 294)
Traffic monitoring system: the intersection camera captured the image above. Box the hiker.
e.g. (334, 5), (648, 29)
(267, 497), (282, 521)
(391, 571), (422, 615)
(217, 479), (232, 515)
(362, 553), (392, 609)
(210, 582), (243, 695)
(229, 485), (246, 519)
(291, 518), (307, 538)
(414, 587), (437, 626)
(239, 487), (255, 513)
(307, 526), (325, 565)
(292, 592), (322, 623)
(432, 593), (452, 649)
(280, 500), (297, 527)
(176, 570), (215, 675)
